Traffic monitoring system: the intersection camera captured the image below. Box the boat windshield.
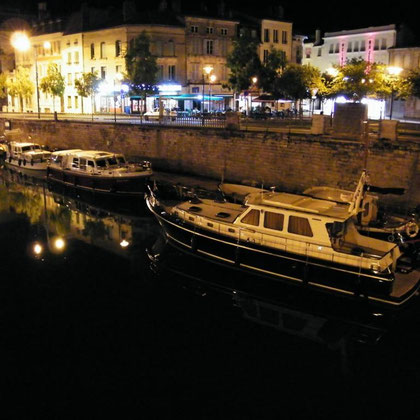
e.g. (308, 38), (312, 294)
(96, 159), (107, 168)
(116, 155), (126, 165)
(95, 157), (119, 168)
(107, 156), (118, 167)
(22, 145), (41, 152)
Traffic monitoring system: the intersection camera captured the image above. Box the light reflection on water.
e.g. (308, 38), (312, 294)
(1, 164), (420, 416)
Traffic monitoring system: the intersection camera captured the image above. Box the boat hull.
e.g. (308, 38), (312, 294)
(146, 197), (419, 308)
(4, 156), (48, 172)
(47, 166), (151, 196)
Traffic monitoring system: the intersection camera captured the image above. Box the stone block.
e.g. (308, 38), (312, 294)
(379, 119), (398, 141)
(311, 115), (328, 135)
(333, 103), (367, 137)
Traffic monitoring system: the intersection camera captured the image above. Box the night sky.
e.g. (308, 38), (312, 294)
(4, 0), (420, 40)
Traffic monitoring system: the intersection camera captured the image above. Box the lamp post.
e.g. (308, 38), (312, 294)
(386, 66), (402, 120)
(113, 72), (123, 123)
(202, 65), (213, 113)
(11, 32), (47, 119)
(251, 76), (258, 115)
(208, 74), (216, 113)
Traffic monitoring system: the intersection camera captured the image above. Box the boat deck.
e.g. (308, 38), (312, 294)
(392, 269), (420, 298)
(175, 199), (245, 223)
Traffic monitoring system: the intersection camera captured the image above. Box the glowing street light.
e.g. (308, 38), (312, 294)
(202, 65), (214, 115)
(11, 32), (51, 119)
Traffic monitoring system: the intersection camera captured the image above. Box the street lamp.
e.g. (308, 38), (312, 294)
(202, 65), (213, 113)
(208, 74), (216, 113)
(250, 76), (258, 115)
(387, 66), (403, 120)
(11, 32), (49, 119)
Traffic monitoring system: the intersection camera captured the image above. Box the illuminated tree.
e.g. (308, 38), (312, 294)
(75, 71), (101, 113)
(7, 67), (34, 111)
(125, 31), (158, 113)
(40, 63), (65, 112)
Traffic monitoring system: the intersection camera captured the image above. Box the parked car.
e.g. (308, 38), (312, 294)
(143, 109), (177, 121)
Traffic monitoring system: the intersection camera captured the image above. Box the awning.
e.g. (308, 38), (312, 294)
(253, 95), (293, 103)
(130, 93), (225, 101)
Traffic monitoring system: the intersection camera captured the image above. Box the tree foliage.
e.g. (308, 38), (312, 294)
(40, 63), (65, 111)
(0, 73), (7, 99)
(225, 34), (261, 93)
(408, 70), (420, 99)
(258, 48), (287, 98)
(7, 67), (34, 110)
(75, 71), (101, 113)
(125, 31), (158, 96)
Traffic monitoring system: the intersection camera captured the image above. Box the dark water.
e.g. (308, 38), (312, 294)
(1, 166), (420, 419)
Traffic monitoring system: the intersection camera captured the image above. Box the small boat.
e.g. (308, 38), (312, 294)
(47, 149), (152, 196)
(4, 141), (51, 172)
(146, 171), (420, 308)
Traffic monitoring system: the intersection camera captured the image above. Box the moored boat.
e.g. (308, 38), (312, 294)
(146, 172), (420, 308)
(47, 149), (152, 196)
(4, 141), (51, 172)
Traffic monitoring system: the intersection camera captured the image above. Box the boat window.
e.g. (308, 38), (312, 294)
(51, 155), (62, 164)
(87, 160), (95, 168)
(189, 206), (202, 212)
(79, 158), (87, 171)
(96, 159), (107, 168)
(216, 212), (231, 218)
(72, 158), (79, 168)
(107, 156), (118, 166)
(288, 216), (313, 237)
(241, 209), (260, 226)
(22, 146), (32, 152)
(264, 212), (284, 231)
(116, 155), (126, 164)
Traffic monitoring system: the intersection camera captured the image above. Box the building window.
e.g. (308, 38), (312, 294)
(381, 38), (387, 50)
(335, 43), (339, 53)
(67, 96), (72, 108)
(67, 52), (72, 65)
(374, 39), (379, 50)
(158, 65), (163, 80)
(317, 48), (322, 57)
(282, 31), (287, 44)
(168, 65), (176, 80)
(221, 28), (227, 36)
(75, 96), (79, 109)
(116, 65), (122, 74)
(206, 40), (214, 55)
(354, 41), (359, 52)
(192, 86), (200, 93)
(191, 62), (199, 81)
(167, 40), (175, 56)
(263, 49), (269, 62)
(74, 51), (79, 64)
(67, 73), (72, 85)
(360, 40), (366, 51)
(273, 29), (279, 43)
(90, 43), (95, 59)
(100, 42), (106, 58)
(115, 40), (121, 57)
(347, 42), (352, 52)
(101, 66), (106, 79)
(305, 48), (311, 59)
(206, 27), (214, 34)
(264, 28), (269, 42)
(329, 44), (334, 53)
(191, 25), (198, 33)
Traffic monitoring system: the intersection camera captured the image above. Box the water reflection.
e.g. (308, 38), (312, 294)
(0, 166), (158, 264)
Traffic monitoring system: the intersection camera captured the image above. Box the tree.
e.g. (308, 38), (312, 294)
(7, 67), (34, 111)
(328, 58), (386, 102)
(258, 48), (287, 99)
(0, 73), (7, 101)
(125, 31), (158, 113)
(75, 71), (101, 113)
(408, 70), (420, 99)
(277, 64), (323, 112)
(40, 63), (65, 112)
(225, 33), (261, 94)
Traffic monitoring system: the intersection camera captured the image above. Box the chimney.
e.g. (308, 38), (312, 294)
(123, 1), (136, 22)
(314, 29), (321, 45)
(277, 5), (284, 19)
(37, 2), (49, 20)
(159, 0), (168, 12)
(217, 0), (225, 17)
(171, 0), (181, 13)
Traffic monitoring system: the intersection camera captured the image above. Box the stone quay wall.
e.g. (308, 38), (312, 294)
(1, 118), (419, 207)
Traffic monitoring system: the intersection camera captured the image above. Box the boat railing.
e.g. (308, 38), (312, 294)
(175, 210), (387, 272)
